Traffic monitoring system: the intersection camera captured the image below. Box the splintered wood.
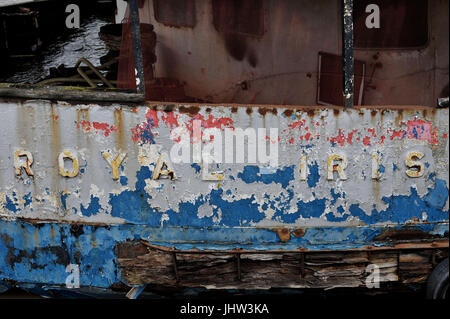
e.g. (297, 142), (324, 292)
(116, 241), (448, 290)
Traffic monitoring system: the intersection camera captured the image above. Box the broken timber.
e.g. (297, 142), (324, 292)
(116, 240), (449, 290)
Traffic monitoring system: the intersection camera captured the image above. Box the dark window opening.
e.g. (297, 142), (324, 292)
(354, 0), (428, 49)
(154, 0), (196, 28)
(317, 52), (366, 106)
(212, 0), (264, 36)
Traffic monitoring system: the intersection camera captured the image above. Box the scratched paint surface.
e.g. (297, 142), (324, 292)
(0, 100), (448, 289)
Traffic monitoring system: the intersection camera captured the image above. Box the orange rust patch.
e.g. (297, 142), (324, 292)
(292, 229), (306, 238)
(273, 228), (291, 242)
(114, 108), (124, 150)
(306, 109), (315, 117)
(283, 109), (293, 117)
(179, 106), (200, 115)
(258, 108), (268, 116)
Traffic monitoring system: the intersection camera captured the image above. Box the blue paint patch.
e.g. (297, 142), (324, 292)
(424, 179), (449, 210)
(191, 163), (201, 174)
(273, 193), (326, 223)
(119, 176), (128, 186)
(379, 165), (385, 173)
(60, 192), (69, 210)
(237, 165), (294, 188)
(350, 180), (449, 224)
(393, 163), (399, 171)
(330, 189), (342, 205)
(307, 162), (320, 188)
(80, 195), (101, 217)
(325, 207), (348, 222)
(5, 195), (18, 213)
(23, 193), (32, 207)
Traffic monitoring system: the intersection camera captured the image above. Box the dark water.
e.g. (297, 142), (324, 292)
(0, 14), (110, 84)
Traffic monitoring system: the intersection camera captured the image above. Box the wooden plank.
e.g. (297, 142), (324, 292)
(116, 240), (448, 289)
(0, 85), (144, 103)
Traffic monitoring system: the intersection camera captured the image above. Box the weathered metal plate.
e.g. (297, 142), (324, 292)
(0, 99), (448, 289)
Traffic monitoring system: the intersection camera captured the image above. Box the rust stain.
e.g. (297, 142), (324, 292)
(163, 104), (175, 113)
(246, 107), (253, 115)
(283, 109), (293, 117)
(50, 104), (60, 170)
(258, 108), (267, 116)
(256, 107), (277, 116)
(273, 228), (291, 242)
(292, 229), (306, 238)
(114, 108), (124, 151)
(231, 107), (238, 113)
(371, 109), (377, 118)
(306, 109), (315, 117)
(395, 110), (403, 126)
(179, 105), (200, 115)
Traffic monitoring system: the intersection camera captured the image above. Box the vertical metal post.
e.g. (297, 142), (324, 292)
(129, 0), (145, 95)
(342, 0), (354, 108)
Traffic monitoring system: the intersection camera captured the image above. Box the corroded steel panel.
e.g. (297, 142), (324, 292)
(0, 100), (448, 289)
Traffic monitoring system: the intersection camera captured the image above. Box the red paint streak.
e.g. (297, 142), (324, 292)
(131, 109), (234, 144)
(304, 133), (312, 141)
(145, 109), (160, 128)
(77, 121), (117, 137)
(390, 130), (407, 141)
(161, 112), (179, 128)
(184, 114), (234, 135)
(289, 137), (295, 144)
(346, 129), (358, 144)
(330, 130), (346, 146)
(288, 119), (306, 130)
(363, 136), (371, 146)
(378, 135), (386, 144)
(329, 129), (359, 146)
(444, 133), (448, 139)
(367, 128), (377, 138)
(406, 119), (439, 145)
(288, 121), (302, 130)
